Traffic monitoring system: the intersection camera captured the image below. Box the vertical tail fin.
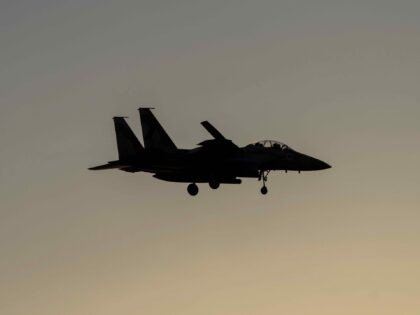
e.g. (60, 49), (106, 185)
(113, 117), (144, 160)
(138, 108), (177, 151)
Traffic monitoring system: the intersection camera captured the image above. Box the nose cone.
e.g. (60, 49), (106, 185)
(315, 159), (331, 170)
(310, 157), (331, 170)
(296, 153), (331, 171)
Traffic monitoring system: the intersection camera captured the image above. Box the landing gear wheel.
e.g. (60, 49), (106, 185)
(260, 186), (268, 195)
(258, 170), (270, 195)
(209, 180), (220, 190)
(187, 183), (199, 196)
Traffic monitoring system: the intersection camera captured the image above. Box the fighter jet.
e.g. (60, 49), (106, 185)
(89, 108), (331, 196)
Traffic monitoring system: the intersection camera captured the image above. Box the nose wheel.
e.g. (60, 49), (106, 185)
(258, 170), (270, 195)
(187, 183), (199, 196)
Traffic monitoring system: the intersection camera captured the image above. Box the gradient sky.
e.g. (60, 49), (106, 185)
(1, 1), (420, 314)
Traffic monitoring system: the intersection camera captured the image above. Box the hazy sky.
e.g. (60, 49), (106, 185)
(1, 1), (420, 314)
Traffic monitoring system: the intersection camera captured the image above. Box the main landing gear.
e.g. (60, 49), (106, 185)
(258, 170), (270, 195)
(187, 183), (199, 196)
(187, 179), (220, 195)
(209, 179), (220, 190)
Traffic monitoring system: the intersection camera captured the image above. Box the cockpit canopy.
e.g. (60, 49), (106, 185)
(248, 140), (290, 150)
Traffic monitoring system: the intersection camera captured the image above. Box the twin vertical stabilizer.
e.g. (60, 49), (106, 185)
(138, 108), (177, 151)
(89, 109), (178, 170)
(113, 117), (144, 160)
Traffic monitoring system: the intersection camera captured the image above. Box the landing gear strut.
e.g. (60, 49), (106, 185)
(258, 170), (270, 195)
(187, 183), (199, 196)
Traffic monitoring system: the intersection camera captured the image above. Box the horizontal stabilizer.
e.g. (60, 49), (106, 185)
(88, 161), (122, 170)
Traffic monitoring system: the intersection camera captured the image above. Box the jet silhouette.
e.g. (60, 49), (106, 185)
(89, 108), (331, 196)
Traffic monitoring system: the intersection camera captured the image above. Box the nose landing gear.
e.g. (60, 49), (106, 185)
(187, 183), (199, 196)
(260, 186), (268, 195)
(258, 170), (270, 195)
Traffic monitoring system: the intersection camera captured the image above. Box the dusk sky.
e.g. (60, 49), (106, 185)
(1, 1), (420, 314)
